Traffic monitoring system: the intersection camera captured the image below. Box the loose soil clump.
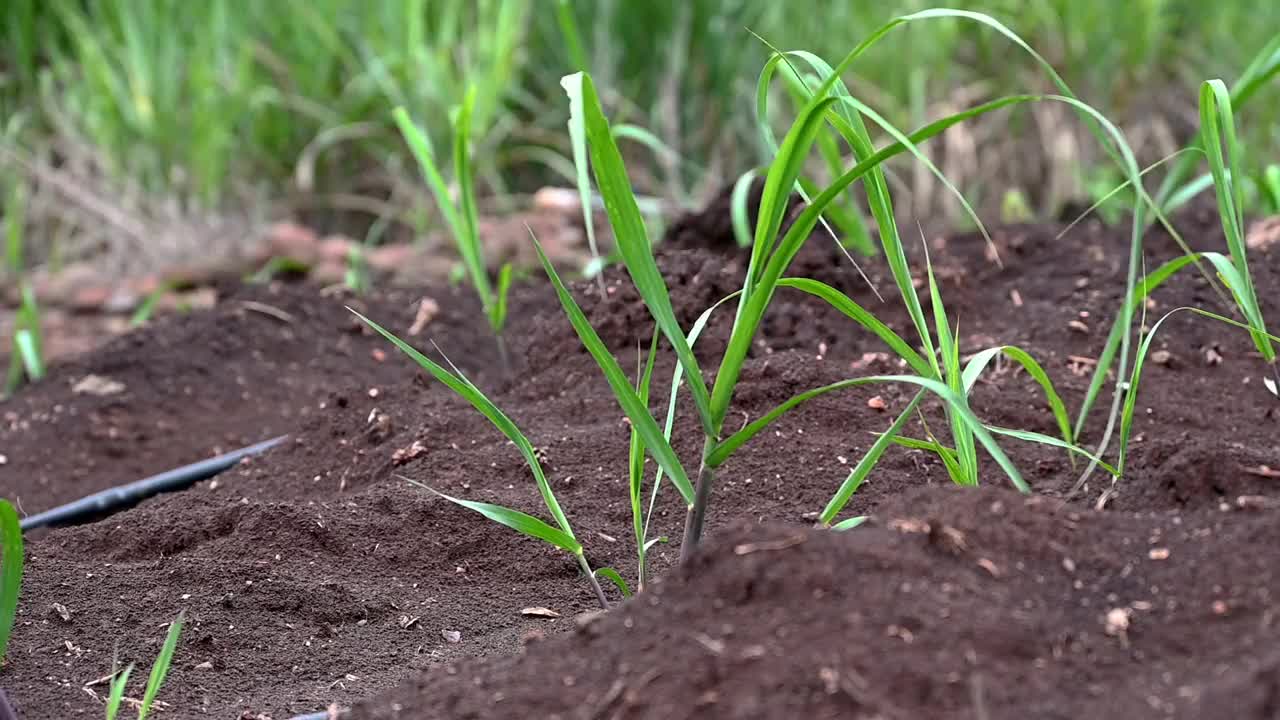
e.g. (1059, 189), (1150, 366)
(1, 197), (1278, 719)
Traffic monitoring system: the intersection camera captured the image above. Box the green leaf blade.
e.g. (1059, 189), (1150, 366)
(412, 481), (582, 555)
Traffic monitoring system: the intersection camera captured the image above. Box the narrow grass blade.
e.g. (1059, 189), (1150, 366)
(819, 390), (925, 526)
(16, 282), (43, 380)
(562, 73), (605, 290)
(392, 106), (464, 252)
(984, 426), (1117, 476)
(554, 0), (588, 72)
(593, 567), (632, 598)
(924, 245), (974, 482)
(408, 480), (582, 554)
(831, 516), (868, 531)
(646, 291), (743, 542)
(561, 72), (714, 436)
(352, 310), (576, 537)
(137, 611), (184, 720)
(130, 282), (171, 327)
(451, 86), (495, 319)
(1072, 253), (1202, 439)
(0, 499), (22, 663)
(13, 330), (42, 382)
(963, 346), (1074, 448)
(629, 329), (660, 587)
(714, 374), (1028, 492)
(776, 278), (933, 377)
(532, 237), (695, 507)
(105, 665), (134, 720)
(493, 263), (513, 331)
(730, 169), (759, 248)
(1201, 79), (1273, 362)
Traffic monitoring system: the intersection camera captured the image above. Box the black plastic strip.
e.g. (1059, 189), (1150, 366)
(18, 435), (289, 532)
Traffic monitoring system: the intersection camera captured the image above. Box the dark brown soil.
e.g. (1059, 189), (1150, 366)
(1, 193), (1278, 719)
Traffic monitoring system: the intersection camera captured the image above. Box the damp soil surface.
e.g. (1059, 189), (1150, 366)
(2, 190), (1279, 719)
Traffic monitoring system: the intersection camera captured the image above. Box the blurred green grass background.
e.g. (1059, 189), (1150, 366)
(1, 0), (1278, 268)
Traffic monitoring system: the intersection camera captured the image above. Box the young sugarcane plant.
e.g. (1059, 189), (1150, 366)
(103, 611), (184, 720)
(361, 10), (1163, 599)
(393, 87), (514, 373)
(1198, 79), (1279, 396)
(350, 313), (615, 608)
(555, 66), (1115, 562)
(559, 9), (1156, 558)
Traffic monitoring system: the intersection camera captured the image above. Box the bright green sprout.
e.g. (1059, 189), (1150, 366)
(104, 610), (184, 720)
(0, 499), (22, 665)
(393, 88), (514, 370)
(352, 310), (611, 609)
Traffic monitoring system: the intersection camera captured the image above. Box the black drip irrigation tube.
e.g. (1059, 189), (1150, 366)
(18, 435), (288, 532)
(8, 435), (349, 719)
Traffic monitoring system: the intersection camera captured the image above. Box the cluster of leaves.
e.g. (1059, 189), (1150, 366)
(362, 10), (1162, 606)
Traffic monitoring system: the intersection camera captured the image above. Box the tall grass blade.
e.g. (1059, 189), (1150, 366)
(137, 611), (184, 720)
(1200, 79), (1274, 363)
(710, 374), (1030, 493)
(407, 480), (581, 554)
(352, 310), (577, 536)
(531, 236), (696, 506)
(0, 499), (22, 664)
(561, 71), (714, 436)
(105, 665), (134, 720)
(819, 390), (925, 526)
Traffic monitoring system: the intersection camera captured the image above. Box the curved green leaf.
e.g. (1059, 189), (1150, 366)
(820, 390), (926, 526)
(0, 499), (22, 663)
(353, 309), (576, 538)
(713, 374), (1029, 493)
(831, 516), (868, 531)
(593, 567), (632, 598)
(410, 480), (582, 555)
(984, 426), (1117, 476)
(730, 169), (759, 249)
(138, 611), (184, 720)
(532, 237), (695, 507)
(776, 278), (933, 377)
(561, 72), (714, 436)
(963, 346), (1074, 449)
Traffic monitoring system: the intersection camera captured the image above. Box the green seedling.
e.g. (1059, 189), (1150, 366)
(351, 312), (610, 609)
(344, 244), (370, 295)
(0, 499), (22, 665)
(1070, 75), (1280, 494)
(5, 281), (45, 397)
(1261, 164), (1280, 213)
(130, 282), (174, 327)
(1199, 79), (1278, 391)
(104, 611), (184, 720)
(246, 257), (311, 285)
(360, 9), (1179, 600)
(394, 87), (513, 370)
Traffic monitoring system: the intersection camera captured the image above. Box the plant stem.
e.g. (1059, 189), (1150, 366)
(495, 332), (512, 379)
(679, 437), (717, 564)
(577, 554), (609, 610)
(637, 551), (647, 594)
